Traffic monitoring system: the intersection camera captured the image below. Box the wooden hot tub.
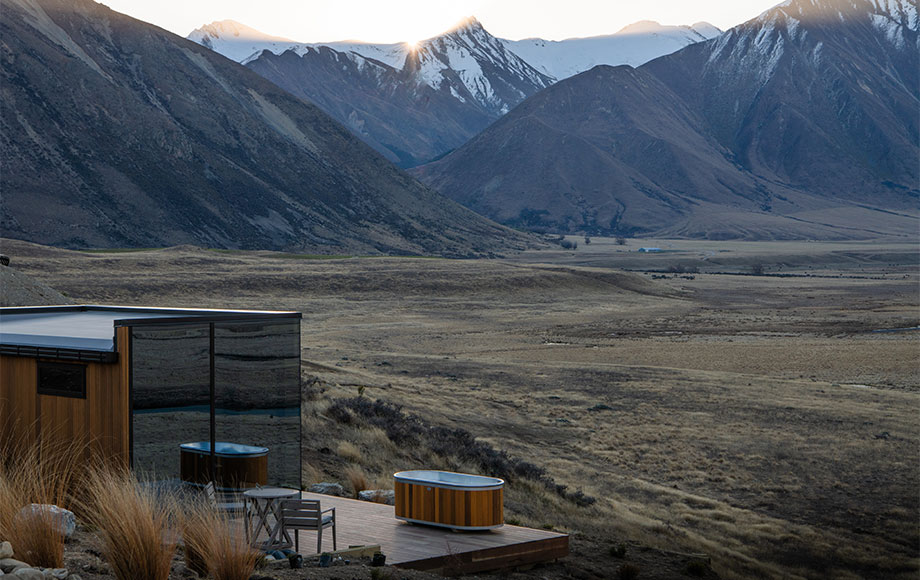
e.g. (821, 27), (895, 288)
(394, 470), (504, 530)
(179, 441), (268, 489)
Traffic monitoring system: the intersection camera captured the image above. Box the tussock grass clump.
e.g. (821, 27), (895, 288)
(0, 436), (88, 567)
(182, 501), (259, 580)
(81, 469), (176, 580)
(344, 465), (370, 497)
(336, 440), (363, 462)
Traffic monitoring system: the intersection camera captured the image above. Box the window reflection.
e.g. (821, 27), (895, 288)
(130, 321), (301, 490)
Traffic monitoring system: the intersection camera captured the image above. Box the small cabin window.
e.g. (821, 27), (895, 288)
(37, 362), (86, 399)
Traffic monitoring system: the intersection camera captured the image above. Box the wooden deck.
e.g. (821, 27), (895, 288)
(287, 492), (568, 574)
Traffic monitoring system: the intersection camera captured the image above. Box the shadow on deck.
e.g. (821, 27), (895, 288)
(287, 492), (569, 574)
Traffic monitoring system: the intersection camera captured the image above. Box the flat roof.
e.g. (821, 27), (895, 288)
(0, 305), (301, 361)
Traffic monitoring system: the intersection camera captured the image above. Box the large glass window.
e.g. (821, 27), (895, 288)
(130, 320), (301, 490)
(214, 321), (301, 489)
(130, 325), (211, 484)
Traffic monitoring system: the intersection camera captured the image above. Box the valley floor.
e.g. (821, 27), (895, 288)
(3, 237), (917, 580)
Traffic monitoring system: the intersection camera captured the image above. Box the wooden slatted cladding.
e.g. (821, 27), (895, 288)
(395, 481), (504, 529)
(0, 326), (130, 465)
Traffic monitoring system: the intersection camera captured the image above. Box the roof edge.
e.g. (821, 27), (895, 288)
(0, 304), (303, 324)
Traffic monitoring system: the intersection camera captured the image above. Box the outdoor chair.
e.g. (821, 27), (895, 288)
(271, 499), (336, 554)
(204, 481), (247, 514)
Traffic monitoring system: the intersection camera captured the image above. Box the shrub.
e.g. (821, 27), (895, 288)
(610, 543), (628, 558)
(332, 397), (597, 507)
(81, 469), (176, 580)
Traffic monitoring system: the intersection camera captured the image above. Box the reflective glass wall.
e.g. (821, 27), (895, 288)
(214, 321), (300, 488)
(130, 319), (301, 490)
(131, 325), (211, 483)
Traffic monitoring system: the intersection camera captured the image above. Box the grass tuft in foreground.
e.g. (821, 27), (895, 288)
(182, 499), (259, 580)
(0, 435), (88, 567)
(80, 469), (176, 580)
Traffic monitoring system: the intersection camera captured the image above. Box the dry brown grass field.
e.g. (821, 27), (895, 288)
(2, 237), (917, 579)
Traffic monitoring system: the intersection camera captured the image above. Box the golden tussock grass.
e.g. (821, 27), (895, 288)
(302, 462), (323, 485)
(343, 464), (370, 497)
(0, 435), (89, 567)
(80, 469), (176, 580)
(336, 440), (362, 462)
(182, 501), (259, 580)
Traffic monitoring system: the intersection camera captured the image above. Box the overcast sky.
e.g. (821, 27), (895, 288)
(101, 0), (782, 43)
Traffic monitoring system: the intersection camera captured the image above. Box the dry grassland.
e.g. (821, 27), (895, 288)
(2, 237), (917, 579)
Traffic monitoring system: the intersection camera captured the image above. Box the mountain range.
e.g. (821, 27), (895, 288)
(413, 0), (919, 239)
(2, 0), (915, 251)
(189, 18), (719, 166)
(0, 0), (528, 255)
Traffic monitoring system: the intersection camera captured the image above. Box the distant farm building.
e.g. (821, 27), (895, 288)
(637, 247), (662, 252)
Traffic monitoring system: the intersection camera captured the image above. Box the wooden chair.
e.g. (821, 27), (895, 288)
(204, 481), (247, 514)
(271, 499), (336, 554)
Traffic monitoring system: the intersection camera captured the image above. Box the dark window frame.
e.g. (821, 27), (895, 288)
(37, 361), (87, 399)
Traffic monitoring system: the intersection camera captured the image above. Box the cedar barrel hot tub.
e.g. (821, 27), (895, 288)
(394, 470), (504, 530)
(179, 442), (268, 489)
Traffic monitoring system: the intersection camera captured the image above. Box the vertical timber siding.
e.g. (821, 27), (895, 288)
(0, 356), (39, 452)
(395, 481), (504, 528)
(0, 327), (130, 465)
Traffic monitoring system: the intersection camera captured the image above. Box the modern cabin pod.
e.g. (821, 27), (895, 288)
(394, 470), (504, 530)
(0, 305), (302, 491)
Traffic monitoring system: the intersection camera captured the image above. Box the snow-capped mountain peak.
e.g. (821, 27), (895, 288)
(406, 16), (553, 113)
(187, 20), (298, 63)
(501, 20), (721, 80)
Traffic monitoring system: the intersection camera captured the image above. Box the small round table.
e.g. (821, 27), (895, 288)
(243, 487), (300, 548)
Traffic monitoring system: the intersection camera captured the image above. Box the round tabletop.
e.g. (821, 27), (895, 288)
(242, 487), (299, 499)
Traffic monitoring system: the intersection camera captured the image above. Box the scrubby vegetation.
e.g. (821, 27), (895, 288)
(327, 397), (596, 507)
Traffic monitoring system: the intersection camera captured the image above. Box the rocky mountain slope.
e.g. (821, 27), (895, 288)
(192, 18), (552, 167)
(0, 0), (529, 255)
(644, 0), (918, 207)
(189, 17), (716, 167)
(414, 0), (919, 239)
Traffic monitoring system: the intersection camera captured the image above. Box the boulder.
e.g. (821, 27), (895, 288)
(11, 569), (42, 580)
(16, 505), (76, 538)
(0, 560), (29, 574)
(45, 570), (69, 580)
(309, 483), (345, 497)
(0, 543), (11, 560)
(358, 490), (395, 505)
